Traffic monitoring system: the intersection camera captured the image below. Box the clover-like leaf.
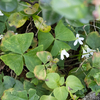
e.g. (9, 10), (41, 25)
(37, 51), (53, 64)
(0, 53), (23, 75)
(66, 75), (84, 93)
(24, 45), (43, 71)
(38, 31), (54, 50)
(45, 73), (60, 89)
(53, 86), (68, 100)
(34, 65), (46, 80)
(86, 31), (100, 49)
(55, 20), (76, 41)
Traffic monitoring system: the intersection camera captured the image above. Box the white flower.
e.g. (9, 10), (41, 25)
(74, 34), (84, 46)
(0, 11), (4, 16)
(82, 45), (96, 58)
(0, 34), (3, 40)
(60, 49), (69, 60)
(86, 47), (96, 55)
(82, 49), (90, 58)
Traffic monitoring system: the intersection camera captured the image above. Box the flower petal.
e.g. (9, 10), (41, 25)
(60, 54), (64, 60)
(78, 39), (83, 45)
(65, 52), (69, 58)
(0, 11), (4, 16)
(60, 49), (69, 60)
(79, 37), (84, 40)
(76, 34), (79, 38)
(74, 40), (78, 46)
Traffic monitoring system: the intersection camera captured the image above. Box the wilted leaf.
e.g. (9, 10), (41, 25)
(34, 65), (46, 80)
(37, 51), (53, 64)
(8, 12), (27, 28)
(33, 15), (51, 32)
(24, 3), (39, 15)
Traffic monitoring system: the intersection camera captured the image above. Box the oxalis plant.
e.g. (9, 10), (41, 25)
(0, 0), (100, 100)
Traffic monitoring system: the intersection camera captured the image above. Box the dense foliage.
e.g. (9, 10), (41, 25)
(0, 0), (100, 100)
